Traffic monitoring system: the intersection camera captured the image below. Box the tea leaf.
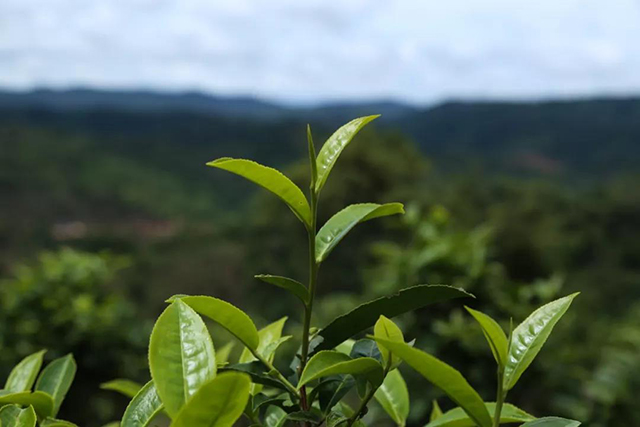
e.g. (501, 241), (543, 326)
(373, 338), (491, 427)
(0, 404), (37, 427)
(374, 369), (409, 426)
(100, 379), (143, 398)
(149, 300), (216, 418)
(315, 115), (380, 193)
(425, 402), (536, 426)
(465, 307), (508, 367)
(298, 351), (383, 388)
(207, 158), (311, 226)
(121, 380), (163, 427)
(35, 354), (76, 416)
(503, 293), (579, 390)
(520, 417), (581, 427)
(219, 362), (289, 392)
(5, 350), (46, 393)
(0, 391), (54, 419)
(430, 400), (443, 421)
(374, 315), (405, 368)
(255, 275), (309, 304)
(40, 418), (78, 426)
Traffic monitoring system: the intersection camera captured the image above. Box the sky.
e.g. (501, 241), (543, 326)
(2, 0), (640, 105)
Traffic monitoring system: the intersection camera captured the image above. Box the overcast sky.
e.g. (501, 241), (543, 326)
(2, 0), (640, 104)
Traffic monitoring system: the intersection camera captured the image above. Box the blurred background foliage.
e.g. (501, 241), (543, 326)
(1, 105), (639, 426)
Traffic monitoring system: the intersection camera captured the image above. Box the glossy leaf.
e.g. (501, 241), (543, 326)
(100, 379), (143, 399)
(465, 307), (508, 367)
(373, 338), (491, 427)
(40, 418), (79, 427)
(207, 158), (311, 226)
(503, 293), (579, 390)
(171, 372), (251, 427)
(5, 350), (46, 393)
(255, 275), (309, 304)
(374, 315), (405, 368)
(35, 354), (76, 417)
(169, 295), (260, 351)
(315, 115), (380, 193)
(0, 391), (54, 419)
(314, 285), (472, 352)
(121, 380), (163, 427)
(298, 351), (383, 388)
(425, 403), (536, 426)
(148, 300), (216, 418)
(520, 417), (581, 427)
(316, 203), (404, 262)
(374, 369), (409, 426)
(0, 404), (37, 427)
(430, 400), (443, 421)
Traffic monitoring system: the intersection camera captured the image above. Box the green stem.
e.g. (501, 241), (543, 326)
(493, 368), (506, 427)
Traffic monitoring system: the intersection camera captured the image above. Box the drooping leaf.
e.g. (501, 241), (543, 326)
(425, 402), (536, 426)
(314, 285), (472, 352)
(251, 393), (288, 413)
(316, 203), (404, 262)
(168, 295), (260, 351)
(100, 379), (143, 399)
(520, 417), (581, 427)
(0, 404), (37, 427)
(430, 400), (443, 421)
(148, 300), (216, 418)
(374, 316), (405, 368)
(35, 354), (76, 417)
(0, 391), (54, 419)
(283, 411), (323, 424)
(40, 418), (79, 426)
(503, 293), (579, 390)
(219, 362), (289, 392)
(207, 158), (311, 226)
(5, 350), (46, 393)
(171, 372), (251, 427)
(315, 115), (380, 193)
(374, 369), (409, 426)
(465, 307), (508, 367)
(255, 275), (309, 304)
(373, 338), (491, 427)
(121, 380), (163, 427)
(298, 351), (383, 388)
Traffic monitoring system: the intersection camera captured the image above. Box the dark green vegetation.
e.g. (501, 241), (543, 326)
(1, 91), (639, 426)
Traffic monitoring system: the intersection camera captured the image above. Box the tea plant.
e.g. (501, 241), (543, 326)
(102, 116), (582, 427)
(0, 350), (77, 426)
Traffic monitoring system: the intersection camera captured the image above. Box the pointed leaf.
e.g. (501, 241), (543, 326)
(504, 293), (579, 390)
(425, 402), (535, 426)
(374, 369), (409, 426)
(207, 158), (311, 226)
(219, 362), (289, 392)
(255, 275), (309, 304)
(0, 404), (37, 427)
(0, 392), (54, 419)
(239, 317), (287, 395)
(465, 307), (508, 367)
(350, 339), (382, 363)
(149, 300), (216, 418)
(298, 351), (383, 388)
(171, 372), (251, 427)
(374, 316), (405, 368)
(121, 380), (163, 427)
(100, 379), (143, 399)
(430, 400), (443, 421)
(40, 418), (78, 427)
(35, 354), (76, 417)
(314, 285), (472, 353)
(5, 350), (46, 393)
(315, 376), (356, 413)
(520, 417), (581, 427)
(316, 203), (404, 262)
(373, 338), (491, 427)
(168, 295), (260, 351)
(315, 115), (380, 192)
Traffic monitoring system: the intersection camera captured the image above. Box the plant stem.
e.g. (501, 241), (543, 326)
(493, 367), (506, 427)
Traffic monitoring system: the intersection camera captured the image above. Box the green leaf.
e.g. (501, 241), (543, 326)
(0, 392), (54, 419)
(100, 379), (143, 399)
(372, 338), (491, 427)
(315, 115), (380, 193)
(35, 354), (76, 417)
(219, 362), (289, 392)
(520, 417), (581, 427)
(0, 404), (37, 427)
(40, 418), (79, 427)
(264, 406), (287, 427)
(168, 295), (260, 351)
(171, 372), (251, 427)
(374, 315), (405, 368)
(430, 400), (443, 421)
(207, 158), (311, 226)
(314, 376), (356, 413)
(298, 351), (383, 388)
(255, 275), (309, 304)
(5, 350), (46, 393)
(314, 285), (472, 352)
(215, 342), (235, 367)
(239, 317), (288, 394)
(316, 203), (404, 263)
(425, 402), (536, 426)
(148, 300), (216, 418)
(121, 380), (163, 427)
(503, 293), (579, 390)
(374, 369), (409, 426)
(464, 307), (508, 367)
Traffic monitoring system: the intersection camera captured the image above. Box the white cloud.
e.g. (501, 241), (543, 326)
(1, 0), (640, 104)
